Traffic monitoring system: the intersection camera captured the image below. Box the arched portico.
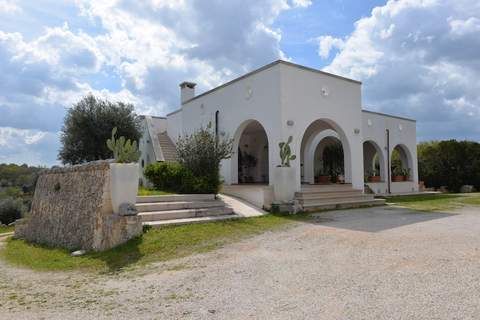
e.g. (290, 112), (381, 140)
(391, 144), (414, 181)
(363, 140), (386, 182)
(230, 119), (270, 185)
(303, 129), (340, 184)
(300, 119), (352, 185)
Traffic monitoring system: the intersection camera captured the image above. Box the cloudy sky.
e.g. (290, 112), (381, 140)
(1, 0), (479, 166)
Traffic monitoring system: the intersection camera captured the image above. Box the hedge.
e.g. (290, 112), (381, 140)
(144, 162), (220, 194)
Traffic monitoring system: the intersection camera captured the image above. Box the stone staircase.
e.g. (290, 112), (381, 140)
(157, 132), (177, 162)
(295, 184), (385, 212)
(136, 194), (238, 228)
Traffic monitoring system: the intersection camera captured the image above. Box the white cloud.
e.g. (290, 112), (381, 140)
(0, 127), (60, 165)
(449, 17), (480, 36)
(316, 35), (345, 59)
(0, 0), (309, 165)
(318, 0), (480, 141)
(291, 0), (312, 8)
(0, 0), (20, 13)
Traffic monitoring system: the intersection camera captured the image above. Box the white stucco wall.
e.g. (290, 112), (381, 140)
(278, 62), (364, 191)
(138, 116), (168, 186)
(362, 110), (419, 194)
(162, 60), (419, 199)
(169, 63), (283, 186)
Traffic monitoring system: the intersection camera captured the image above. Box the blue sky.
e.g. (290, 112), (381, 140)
(1, 0), (480, 166)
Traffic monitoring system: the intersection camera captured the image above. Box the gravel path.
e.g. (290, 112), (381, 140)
(1, 206), (480, 319)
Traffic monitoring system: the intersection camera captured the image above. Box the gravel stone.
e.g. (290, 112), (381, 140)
(1, 206), (480, 319)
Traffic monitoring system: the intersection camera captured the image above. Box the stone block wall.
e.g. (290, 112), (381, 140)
(14, 160), (142, 251)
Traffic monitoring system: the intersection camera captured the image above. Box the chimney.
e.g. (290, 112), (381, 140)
(180, 81), (196, 104)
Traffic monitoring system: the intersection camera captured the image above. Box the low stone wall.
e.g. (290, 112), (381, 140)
(14, 160), (142, 251)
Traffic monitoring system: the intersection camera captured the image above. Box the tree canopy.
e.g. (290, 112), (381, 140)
(58, 94), (142, 165)
(418, 140), (480, 192)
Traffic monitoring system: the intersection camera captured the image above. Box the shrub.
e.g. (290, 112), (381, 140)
(175, 124), (233, 194)
(0, 197), (25, 225)
(144, 162), (220, 194)
(144, 125), (233, 194)
(144, 162), (184, 192)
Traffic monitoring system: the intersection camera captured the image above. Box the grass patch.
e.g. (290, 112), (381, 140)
(2, 213), (310, 273)
(385, 193), (480, 212)
(137, 187), (174, 196)
(0, 225), (14, 234)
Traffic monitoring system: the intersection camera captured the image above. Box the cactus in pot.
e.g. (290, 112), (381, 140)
(278, 136), (297, 167)
(107, 127), (141, 163)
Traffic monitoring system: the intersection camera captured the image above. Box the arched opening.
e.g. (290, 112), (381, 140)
(313, 136), (344, 183)
(391, 144), (413, 182)
(363, 140), (385, 182)
(301, 119), (351, 185)
(233, 120), (269, 184)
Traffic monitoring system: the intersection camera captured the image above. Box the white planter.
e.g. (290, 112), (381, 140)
(273, 166), (296, 202)
(110, 163), (139, 214)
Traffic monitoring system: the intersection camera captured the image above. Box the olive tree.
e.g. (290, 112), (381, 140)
(58, 94), (141, 165)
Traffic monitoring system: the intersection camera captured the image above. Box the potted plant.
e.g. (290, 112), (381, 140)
(391, 166), (404, 182)
(274, 136), (297, 202)
(334, 167), (345, 184)
(403, 168), (411, 181)
(367, 169), (381, 182)
(107, 127), (141, 215)
(316, 167), (331, 184)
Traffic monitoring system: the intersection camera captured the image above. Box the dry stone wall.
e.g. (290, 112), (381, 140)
(15, 160), (142, 251)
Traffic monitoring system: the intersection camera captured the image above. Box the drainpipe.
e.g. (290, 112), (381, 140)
(215, 110), (219, 138)
(386, 129), (391, 194)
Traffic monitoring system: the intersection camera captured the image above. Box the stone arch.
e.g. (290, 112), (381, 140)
(230, 119), (270, 184)
(363, 140), (386, 182)
(300, 119), (352, 184)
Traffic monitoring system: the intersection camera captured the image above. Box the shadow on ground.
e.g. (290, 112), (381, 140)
(304, 206), (455, 233)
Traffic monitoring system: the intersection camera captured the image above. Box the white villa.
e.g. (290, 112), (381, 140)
(139, 60), (418, 210)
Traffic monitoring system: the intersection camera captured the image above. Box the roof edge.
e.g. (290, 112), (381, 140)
(180, 60), (361, 105)
(362, 109), (416, 122)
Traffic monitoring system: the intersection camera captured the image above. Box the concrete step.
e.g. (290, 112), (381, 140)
(136, 194), (215, 203)
(139, 207), (234, 222)
(300, 186), (359, 193)
(295, 190), (364, 199)
(143, 214), (241, 228)
(136, 200), (226, 213)
(301, 183), (352, 189)
(299, 195), (375, 205)
(301, 199), (386, 212)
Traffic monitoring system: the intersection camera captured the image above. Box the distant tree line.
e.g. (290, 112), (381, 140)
(418, 140), (480, 192)
(0, 163), (42, 225)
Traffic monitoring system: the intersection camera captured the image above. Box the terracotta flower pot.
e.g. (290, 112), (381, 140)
(317, 175), (331, 183)
(392, 175), (404, 182)
(368, 176), (381, 183)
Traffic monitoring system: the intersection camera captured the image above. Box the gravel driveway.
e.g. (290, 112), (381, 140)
(2, 206), (480, 319)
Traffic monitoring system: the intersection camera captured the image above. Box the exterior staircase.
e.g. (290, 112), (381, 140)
(295, 184), (385, 212)
(157, 132), (177, 162)
(136, 194), (238, 228)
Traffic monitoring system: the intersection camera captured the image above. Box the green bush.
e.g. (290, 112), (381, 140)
(144, 162), (184, 192)
(144, 162), (219, 194)
(418, 140), (480, 192)
(0, 197), (25, 225)
(144, 124), (233, 194)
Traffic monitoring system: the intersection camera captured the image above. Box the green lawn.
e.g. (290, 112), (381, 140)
(385, 193), (480, 212)
(0, 225), (14, 235)
(5, 192), (480, 273)
(2, 213), (309, 273)
(137, 187), (174, 196)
